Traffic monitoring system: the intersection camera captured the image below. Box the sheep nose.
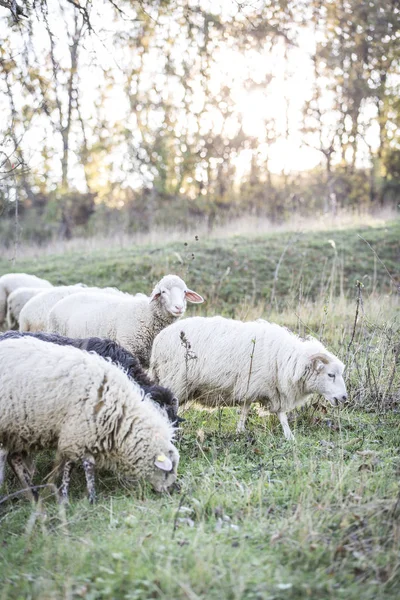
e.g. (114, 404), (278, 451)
(175, 305), (183, 313)
(342, 394), (348, 401)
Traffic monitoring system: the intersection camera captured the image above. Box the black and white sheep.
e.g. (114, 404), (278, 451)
(0, 336), (179, 502)
(0, 331), (180, 424)
(48, 274), (204, 368)
(149, 316), (348, 440)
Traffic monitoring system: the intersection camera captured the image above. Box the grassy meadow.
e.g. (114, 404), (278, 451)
(0, 218), (399, 599)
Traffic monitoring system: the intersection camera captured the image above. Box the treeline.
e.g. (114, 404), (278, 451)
(0, 0), (399, 245)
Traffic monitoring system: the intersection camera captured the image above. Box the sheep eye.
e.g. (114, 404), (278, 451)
(328, 373), (335, 379)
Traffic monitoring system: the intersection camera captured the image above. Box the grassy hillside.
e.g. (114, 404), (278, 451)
(0, 219), (399, 599)
(1, 220), (399, 312)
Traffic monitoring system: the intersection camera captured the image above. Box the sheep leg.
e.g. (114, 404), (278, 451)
(82, 455), (96, 504)
(23, 454), (36, 479)
(236, 398), (253, 433)
(8, 452), (38, 501)
(59, 460), (75, 503)
(0, 446), (7, 487)
(278, 412), (295, 441)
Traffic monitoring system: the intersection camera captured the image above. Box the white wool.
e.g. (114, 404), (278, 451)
(48, 274), (203, 367)
(19, 284), (123, 332)
(0, 273), (52, 326)
(149, 316), (347, 440)
(0, 336), (179, 493)
(6, 287), (46, 329)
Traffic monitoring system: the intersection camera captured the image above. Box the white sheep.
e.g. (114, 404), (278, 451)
(149, 316), (347, 440)
(6, 287), (46, 330)
(0, 273), (52, 327)
(48, 274), (204, 367)
(0, 336), (179, 502)
(19, 284), (123, 332)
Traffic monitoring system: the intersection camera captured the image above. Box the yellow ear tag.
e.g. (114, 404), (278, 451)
(156, 454), (166, 462)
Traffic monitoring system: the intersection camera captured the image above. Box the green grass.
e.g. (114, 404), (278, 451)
(0, 219), (399, 599)
(1, 220), (399, 312)
(1, 410), (399, 599)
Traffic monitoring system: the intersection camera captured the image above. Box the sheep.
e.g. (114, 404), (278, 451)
(0, 273), (52, 327)
(18, 284), (122, 332)
(0, 331), (180, 425)
(48, 274), (204, 368)
(149, 316), (348, 440)
(6, 287), (47, 330)
(0, 336), (179, 502)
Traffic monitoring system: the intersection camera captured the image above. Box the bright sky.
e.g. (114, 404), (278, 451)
(0, 0), (380, 193)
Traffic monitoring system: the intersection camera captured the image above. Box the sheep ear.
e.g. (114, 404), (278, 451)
(185, 289), (204, 303)
(154, 454), (173, 472)
(150, 290), (161, 303)
(310, 353), (330, 372)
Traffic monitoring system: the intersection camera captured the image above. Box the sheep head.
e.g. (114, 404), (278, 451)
(308, 353), (347, 407)
(149, 446), (180, 493)
(150, 274), (203, 318)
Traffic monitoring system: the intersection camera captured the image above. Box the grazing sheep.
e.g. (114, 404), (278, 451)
(18, 284), (122, 332)
(6, 287), (46, 330)
(0, 331), (180, 425)
(0, 273), (52, 327)
(48, 274), (204, 368)
(0, 336), (179, 502)
(149, 316), (347, 440)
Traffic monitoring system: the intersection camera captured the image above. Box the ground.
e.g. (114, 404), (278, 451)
(0, 218), (399, 599)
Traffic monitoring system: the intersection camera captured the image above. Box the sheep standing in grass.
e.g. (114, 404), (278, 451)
(0, 336), (179, 502)
(0, 273), (52, 327)
(1, 331), (180, 424)
(6, 287), (46, 329)
(48, 274), (204, 368)
(18, 284), (122, 332)
(149, 316), (347, 440)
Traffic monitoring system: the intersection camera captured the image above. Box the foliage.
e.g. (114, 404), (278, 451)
(0, 1), (399, 238)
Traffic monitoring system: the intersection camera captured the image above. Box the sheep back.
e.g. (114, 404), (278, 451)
(48, 292), (171, 367)
(0, 337), (178, 491)
(150, 316), (344, 414)
(6, 287), (46, 329)
(0, 331), (179, 424)
(0, 273), (52, 325)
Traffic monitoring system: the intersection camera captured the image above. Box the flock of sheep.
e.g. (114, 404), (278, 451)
(0, 271), (347, 503)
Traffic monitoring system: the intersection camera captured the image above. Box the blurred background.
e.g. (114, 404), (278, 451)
(0, 0), (399, 246)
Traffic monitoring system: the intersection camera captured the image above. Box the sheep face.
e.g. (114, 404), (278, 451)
(148, 446), (180, 493)
(150, 275), (203, 318)
(120, 436), (179, 493)
(308, 353), (347, 406)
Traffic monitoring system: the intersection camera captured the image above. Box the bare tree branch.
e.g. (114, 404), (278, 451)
(66, 0), (93, 32)
(0, 0), (27, 21)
